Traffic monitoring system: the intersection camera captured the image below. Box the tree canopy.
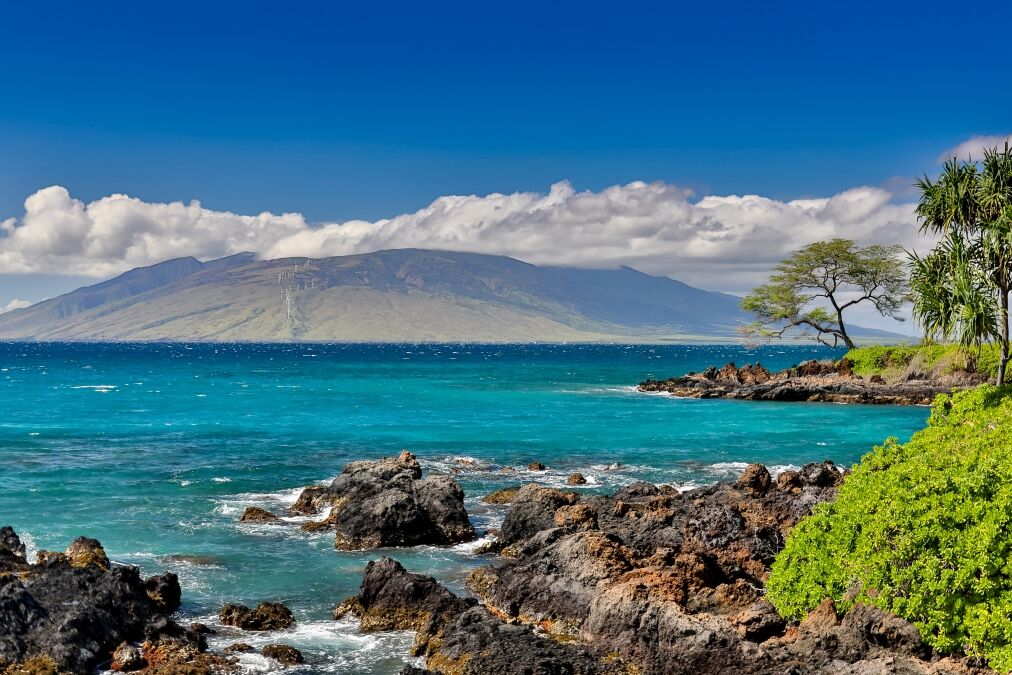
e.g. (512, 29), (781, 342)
(741, 239), (907, 349)
(911, 142), (1012, 384)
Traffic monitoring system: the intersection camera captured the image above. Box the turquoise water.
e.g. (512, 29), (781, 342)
(0, 342), (930, 673)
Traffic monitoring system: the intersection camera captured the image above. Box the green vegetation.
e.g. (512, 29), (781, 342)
(767, 385), (1012, 670)
(843, 343), (998, 381)
(741, 239), (908, 349)
(912, 142), (1012, 384)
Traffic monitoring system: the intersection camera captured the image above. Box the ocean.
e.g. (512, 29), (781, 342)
(0, 342), (930, 673)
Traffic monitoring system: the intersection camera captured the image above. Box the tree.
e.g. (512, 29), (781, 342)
(741, 239), (908, 349)
(913, 142), (1012, 384)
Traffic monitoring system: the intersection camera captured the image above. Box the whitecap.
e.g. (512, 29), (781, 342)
(450, 534), (496, 555)
(212, 477), (232, 483)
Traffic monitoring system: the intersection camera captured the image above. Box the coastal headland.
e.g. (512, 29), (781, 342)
(638, 355), (984, 405)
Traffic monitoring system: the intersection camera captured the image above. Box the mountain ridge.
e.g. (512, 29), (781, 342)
(0, 249), (902, 343)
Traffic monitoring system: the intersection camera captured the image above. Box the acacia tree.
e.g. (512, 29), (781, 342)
(911, 143), (1012, 384)
(741, 239), (908, 349)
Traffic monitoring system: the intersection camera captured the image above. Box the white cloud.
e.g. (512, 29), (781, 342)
(0, 298), (31, 314)
(939, 134), (1012, 162)
(0, 181), (928, 295)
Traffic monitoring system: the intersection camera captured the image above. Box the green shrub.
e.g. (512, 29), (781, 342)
(767, 385), (1012, 670)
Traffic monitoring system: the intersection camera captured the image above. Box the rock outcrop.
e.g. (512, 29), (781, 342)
(0, 528), (226, 675)
(238, 507), (280, 523)
(219, 602), (295, 631)
(292, 451), (475, 549)
(339, 557), (625, 674)
(350, 465), (990, 674)
(639, 359), (970, 405)
(260, 644), (304, 665)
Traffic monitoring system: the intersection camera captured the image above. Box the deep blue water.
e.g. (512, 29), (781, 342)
(0, 342), (930, 673)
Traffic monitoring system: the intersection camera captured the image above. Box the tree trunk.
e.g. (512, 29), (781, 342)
(834, 306), (855, 350)
(999, 288), (1010, 386)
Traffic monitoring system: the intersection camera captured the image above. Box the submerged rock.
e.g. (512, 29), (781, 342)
(292, 451), (475, 549)
(219, 601), (295, 631)
(0, 528), (212, 675)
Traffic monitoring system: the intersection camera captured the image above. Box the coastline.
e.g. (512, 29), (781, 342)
(638, 358), (983, 405)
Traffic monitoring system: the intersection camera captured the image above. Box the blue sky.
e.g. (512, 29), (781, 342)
(1, 0), (1011, 325)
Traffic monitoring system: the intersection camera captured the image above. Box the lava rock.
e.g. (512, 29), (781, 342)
(351, 557), (471, 634)
(293, 451), (475, 550)
(239, 506), (280, 523)
(219, 601), (296, 631)
(110, 642), (146, 672)
(0, 529), (196, 675)
(223, 642), (256, 654)
(480, 486), (521, 504)
(261, 643), (304, 665)
(64, 536), (110, 570)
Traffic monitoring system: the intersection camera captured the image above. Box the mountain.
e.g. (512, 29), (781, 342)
(0, 249), (900, 342)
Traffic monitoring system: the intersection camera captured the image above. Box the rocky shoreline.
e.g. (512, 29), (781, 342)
(1, 454), (994, 674)
(638, 358), (981, 405)
(342, 461), (987, 674)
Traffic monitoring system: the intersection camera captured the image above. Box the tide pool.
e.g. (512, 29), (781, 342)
(0, 342), (930, 673)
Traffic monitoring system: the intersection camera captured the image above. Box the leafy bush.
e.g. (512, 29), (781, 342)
(767, 385), (1012, 670)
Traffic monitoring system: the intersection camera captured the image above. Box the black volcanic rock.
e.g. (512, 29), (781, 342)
(346, 464), (989, 674)
(0, 529), (198, 675)
(345, 557), (622, 674)
(639, 361), (970, 405)
(294, 451), (475, 550)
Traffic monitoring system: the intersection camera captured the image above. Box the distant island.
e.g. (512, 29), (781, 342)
(0, 248), (904, 343)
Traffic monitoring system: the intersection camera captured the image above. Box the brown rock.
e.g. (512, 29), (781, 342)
(64, 537), (110, 571)
(239, 507), (280, 523)
(480, 486), (521, 504)
(566, 472), (588, 485)
(735, 463), (772, 496)
(110, 642), (146, 672)
(260, 644), (304, 665)
(527, 461), (546, 471)
(223, 643), (256, 654)
(219, 601), (296, 631)
(776, 469), (801, 490)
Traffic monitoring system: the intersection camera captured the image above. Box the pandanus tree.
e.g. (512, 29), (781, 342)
(911, 143), (1012, 384)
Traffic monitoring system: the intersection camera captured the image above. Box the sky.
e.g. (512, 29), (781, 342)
(2, 0), (1012, 333)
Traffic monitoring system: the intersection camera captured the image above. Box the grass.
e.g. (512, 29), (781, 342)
(843, 343), (999, 382)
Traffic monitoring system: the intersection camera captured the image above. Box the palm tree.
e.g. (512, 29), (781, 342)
(914, 142), (1012, 384)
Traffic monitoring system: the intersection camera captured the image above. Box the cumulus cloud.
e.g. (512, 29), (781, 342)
(0, 181), (927, 294)
(0, 299), (31, 314)
(939, 134), (1012, 162)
